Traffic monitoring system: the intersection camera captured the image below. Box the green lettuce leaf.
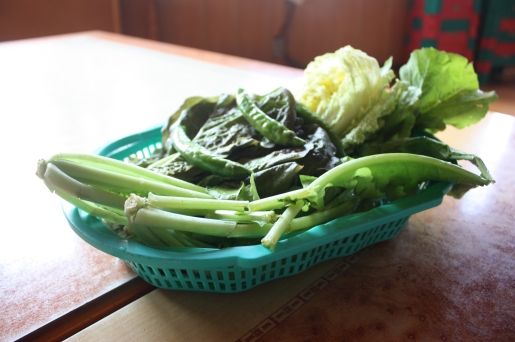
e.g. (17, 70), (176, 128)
(294, 46), (395, 140)
(414, 89), (499, 132)
(342, 79), (420, 156)
(400, 47), (498, 132)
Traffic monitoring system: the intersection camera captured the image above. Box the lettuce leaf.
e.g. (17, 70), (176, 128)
(413, 89), (499, 132)
(295, 46), (498, 157)
(400, 47), (498, 132)
(294, 46), (395, 141)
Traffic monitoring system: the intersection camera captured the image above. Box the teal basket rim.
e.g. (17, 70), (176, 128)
(62, 125), (453, 270)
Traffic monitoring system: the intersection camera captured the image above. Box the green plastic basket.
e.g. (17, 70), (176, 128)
(62, 126), (453, 293)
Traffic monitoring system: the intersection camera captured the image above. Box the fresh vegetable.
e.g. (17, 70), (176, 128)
(295, 102), (345, 157)
(170, 99), (251, 178)
(37, 150), (493, 250)
(36, 46), (498, 251)
(236, 87), (306, 146)
(38, 148), (493, 249)
(294, 46), (498, 156)
(400, 47), (490, 131)
(293, 46), (396, 149)
(154, 87), (339, 198)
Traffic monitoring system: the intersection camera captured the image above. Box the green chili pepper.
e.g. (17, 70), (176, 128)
(296, 102), (346, 157)
(172, 124), (251, 179)
(236, 88), (306, 147)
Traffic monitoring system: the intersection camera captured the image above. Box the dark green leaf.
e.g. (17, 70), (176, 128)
(243, 144), (311, 172)
(253, 162), (304, 198)
(193, 95), (260, 157)
(296, 125), (340, 176)
(255, 87), (298, 130)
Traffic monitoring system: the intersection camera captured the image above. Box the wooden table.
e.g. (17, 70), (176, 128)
(1, 31), (514, 342)
(0, 31), (300, 342)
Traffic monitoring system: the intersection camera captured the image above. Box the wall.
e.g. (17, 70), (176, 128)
(142, 0), (410, 68)
(0, 0), (121, 42)
(0, 0), (409, 68)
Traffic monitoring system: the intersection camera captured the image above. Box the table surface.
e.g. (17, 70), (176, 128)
(0, 31), (300, 342)
(1, 31), (514, 342)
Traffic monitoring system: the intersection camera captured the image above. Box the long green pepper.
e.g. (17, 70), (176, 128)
(236, 88), (306, 147)
(171, 124), (251, 178)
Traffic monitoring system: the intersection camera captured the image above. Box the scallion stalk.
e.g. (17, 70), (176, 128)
(46, 153), (209, 194)
(147, 192), (248, 212)
(51, 159), (212, 199)
(261, 200), (304, 250)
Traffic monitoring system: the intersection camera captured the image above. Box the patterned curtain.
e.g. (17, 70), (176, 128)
(404, 0), (515, 84)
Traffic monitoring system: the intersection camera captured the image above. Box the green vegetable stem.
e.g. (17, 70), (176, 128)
(146, 192), (249, 212)
(44, 152), (210, 195)
(37, 161), (127, 209)
(37, 149), (495, 250)
(261, 199), (305, 250)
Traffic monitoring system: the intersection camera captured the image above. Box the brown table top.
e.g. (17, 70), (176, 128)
(2, 31), (513, 342)
(0, 31), (301, 342)
(66, 112), (515, 342)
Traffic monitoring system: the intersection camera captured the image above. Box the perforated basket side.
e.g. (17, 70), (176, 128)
(63, 125), (453, 293)
(122, 214), (410, 292)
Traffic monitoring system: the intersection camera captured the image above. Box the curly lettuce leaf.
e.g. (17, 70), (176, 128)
(294, 46), (395, 140)
(295, 46), (498, 157)
(341, 79), (420, 156)
(340, 86), (397, 149)
(400, 47), (478, 112)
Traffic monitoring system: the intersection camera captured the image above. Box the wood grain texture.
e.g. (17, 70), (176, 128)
(0, 0), (121, 42)
(259, 208), (515, 341)
(65, 253), (369, 342)
(118, 0), (159, 40)
(156, 0), (208, 50)
(0, 0), (414, 67)
(17, 278), (155, 342)
(151, 0), (410, 68)
(234, 0), (282, 63)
